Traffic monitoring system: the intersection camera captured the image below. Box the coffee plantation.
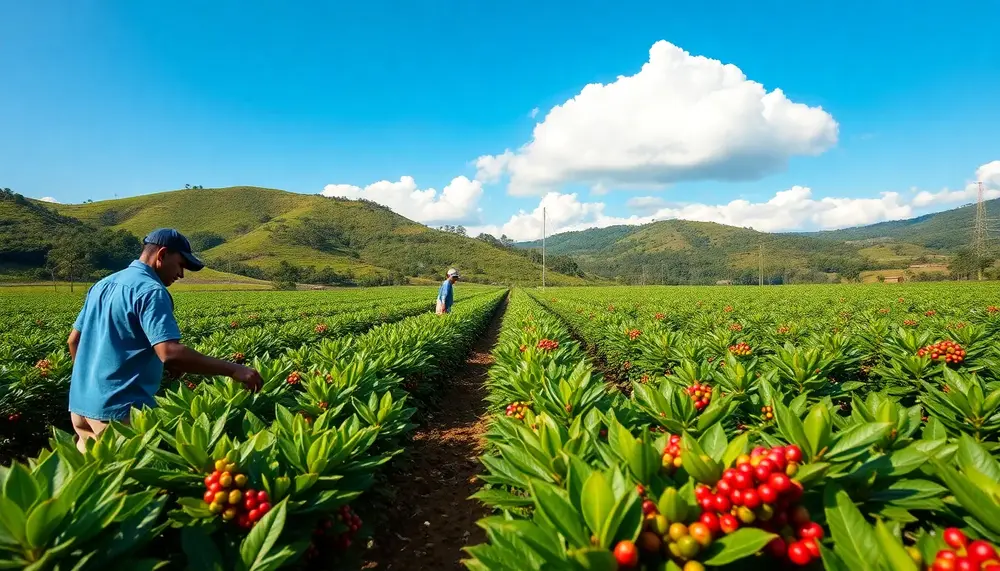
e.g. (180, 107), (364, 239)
(2, 282), (1000, 570)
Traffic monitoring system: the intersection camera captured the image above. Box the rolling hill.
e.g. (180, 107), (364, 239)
(16, 186), (585, 286)
(518, 199), (1000, 284)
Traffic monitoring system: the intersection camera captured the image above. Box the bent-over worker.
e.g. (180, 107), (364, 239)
(67, 228), (262, 452)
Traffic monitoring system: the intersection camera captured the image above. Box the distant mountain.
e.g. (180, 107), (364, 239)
(515, 199), (1000, 284)
(23, 186), (585, 286)
(800, 199), (1000, 250)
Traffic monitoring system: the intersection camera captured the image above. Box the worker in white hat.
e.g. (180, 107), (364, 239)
(436, 268), (460, 314)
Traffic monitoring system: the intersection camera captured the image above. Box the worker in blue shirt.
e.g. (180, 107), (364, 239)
(435, 268), (460, 314)
(67, 228), (262, 452)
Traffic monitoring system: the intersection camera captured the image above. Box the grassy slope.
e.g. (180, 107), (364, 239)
(0, 199), (86, 265)
(52, 187), (583, 285)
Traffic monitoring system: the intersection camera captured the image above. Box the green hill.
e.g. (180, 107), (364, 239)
(1, 190), (86, 269)
(801, 198), (1000, 250)
(42, 186), (583, 286)
(515, 200), (1000, 284)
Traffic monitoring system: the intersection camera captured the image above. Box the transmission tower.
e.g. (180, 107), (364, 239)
(974, 181), (989, 281)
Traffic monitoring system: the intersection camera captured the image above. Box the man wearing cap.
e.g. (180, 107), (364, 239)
(435, 268), (460, 314)
(67, 228), (263, 452)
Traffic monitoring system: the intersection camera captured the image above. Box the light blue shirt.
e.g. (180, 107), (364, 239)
(69, 260), (181, 420)
(437, 279), (454, 312)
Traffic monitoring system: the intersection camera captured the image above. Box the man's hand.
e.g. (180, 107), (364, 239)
(155, 341), (262, 392)
(230, 365), (263, 392)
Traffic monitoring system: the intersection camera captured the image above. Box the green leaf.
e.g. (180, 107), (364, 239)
(956, 434), (1000, 482)
(240, 499), (288, 569)
(581, 472), (614, 545)
(24, 499), (68, 549)
(773, 400), (812, 459)
(825, 422), (893, 462)
(721, 432), (749, 468)
(932, 460), (1000, 535)
(181, 526), (225, 571)
(0, 496), (27, 546)
(824, 484), (879, 571)
(874, 518), (918, 571)
(569, 547), (617, 569)
(698, 423), (727, 461)
(792, 462), (830, 486)
(3, 464), (39, 512)
(529, 480), (590, 548)
(701, 527), (776, 565)
(819, 541), (852, 571)
(803, 404), (833, 458)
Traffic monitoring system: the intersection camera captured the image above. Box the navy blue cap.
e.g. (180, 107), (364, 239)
(143, 228), (204, 271)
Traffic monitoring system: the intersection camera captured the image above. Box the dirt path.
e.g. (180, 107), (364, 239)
(362, 298), (506, 571)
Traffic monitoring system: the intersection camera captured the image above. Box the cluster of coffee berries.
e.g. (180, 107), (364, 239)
(627, 329), (642, 341)
(917, 340), (966, 364)
(694, 445), (819, 566)
(931, 528), (1000, 571)
(685, 383), (712, 411)
(287, 371), (302, 385)
(776, 325), (790, 334)
(6, 412), (21, 423)
(505, 401), (530, 420)
(315, 323), (328, 333)
(305, 505), (364, 560)
(609, 491), (707, 570)
(230, 320), (240, 329)
(34, 359), (52, 378)
(760, 405), (774, 422)
(654, 312), (666, 320)
(903, 319), (918, 327)
(723, 305), (733, 313)
(728, 323), (743, 332)
(661, 434), (684, 472)
(536, 338), (559, 352)
(202, 458), (271, 530)
(988, 305), (999, 314)
(926, 310), (938, 317)
(728, 342), (752, 356)
(608, 304), (616, 312)
(230, 352), (245, 363)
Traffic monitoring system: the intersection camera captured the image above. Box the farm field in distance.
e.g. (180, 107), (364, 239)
(2, 281), (1000, 570)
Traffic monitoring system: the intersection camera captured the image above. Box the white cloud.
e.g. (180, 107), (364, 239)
(38, 197), (60, 203)
(474, 159), (1000, 241)
(321, 175), (483, 224)
(474, 150), (514, 183)
(529, 107), (539, 119)
(480, 187), (916, 241)
(911, 160), (1000, 207)
(477, 40), (838, 196)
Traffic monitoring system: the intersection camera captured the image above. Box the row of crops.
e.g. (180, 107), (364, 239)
(466, 284), (1000, 570)
(0, 285), (497, 458)
(0, 285), (506, 568)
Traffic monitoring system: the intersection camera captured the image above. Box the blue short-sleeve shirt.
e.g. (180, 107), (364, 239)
(69, 260), (181, 420)
(437, 279), (454, 312)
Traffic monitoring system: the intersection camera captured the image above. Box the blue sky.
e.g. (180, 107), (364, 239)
(2, 0), (999, 239)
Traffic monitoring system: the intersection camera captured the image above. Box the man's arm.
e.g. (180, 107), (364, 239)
(153, 340), (262, 391)
(68, 329), (81, 362)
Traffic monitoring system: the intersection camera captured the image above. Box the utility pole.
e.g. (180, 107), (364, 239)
(758, 242), (764, 287)
(974, 181), (988, 281)
(542, 207), (546, 289)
